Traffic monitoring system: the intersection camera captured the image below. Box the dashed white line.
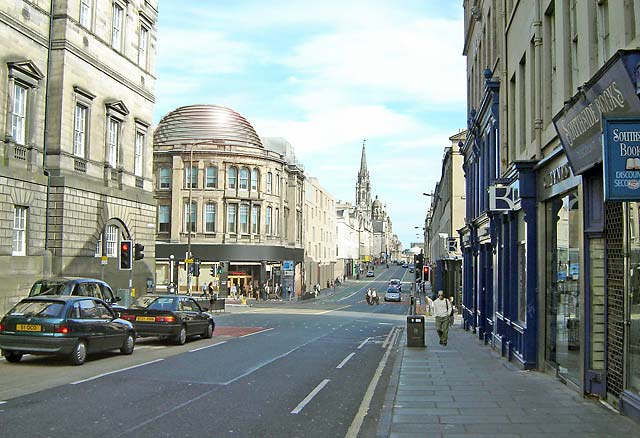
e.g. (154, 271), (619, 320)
(0, 401), (6, 405)
(357, 337), (370, 349)
(189, 341), (226, 352)
(336, 352), (355, 369)
(315, 305), (351, 315)
(337, 290), (362, 302)
(240, 327), (274, 338)
(291, 379), (330, 414)
(70, 359), (164, 385)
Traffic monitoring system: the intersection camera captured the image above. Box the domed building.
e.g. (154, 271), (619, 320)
(153, 105), (305, 298)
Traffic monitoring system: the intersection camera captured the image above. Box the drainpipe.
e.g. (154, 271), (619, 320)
(533, 0), (543, 159)
(42, 0), (55, 277)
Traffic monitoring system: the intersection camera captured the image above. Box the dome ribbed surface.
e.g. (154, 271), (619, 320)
(154, 105), (263, 148)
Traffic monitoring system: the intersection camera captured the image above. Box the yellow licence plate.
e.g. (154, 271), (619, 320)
(16, 324), (41, 332)
(136, 316), (155, 322)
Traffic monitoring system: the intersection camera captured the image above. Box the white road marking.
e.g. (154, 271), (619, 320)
(337, 290), (362, 302)
(336, 353), (355, 369)
(135, 345), (167, 350)
(378, 322), (393, 325)
(357, 337), (370, 349)
(240, 327), (274, 338)
(291, 379), (330, 414)
(70, 359), (164, 385)
(189, 341), (226, 352)
(315, 305), (351, 315)
(346, 327), (399, 437)
(0, 401), (6, 405)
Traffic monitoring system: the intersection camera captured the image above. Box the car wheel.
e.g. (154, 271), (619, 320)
(173, 326), (187, 345)
(203, 321), (214, 339)
(3, 351), (23, 363)
(120, 332), (135, 355)
(70, 340), (87, 366)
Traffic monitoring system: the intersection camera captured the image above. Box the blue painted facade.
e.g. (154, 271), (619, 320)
(459, 70), (539, 369)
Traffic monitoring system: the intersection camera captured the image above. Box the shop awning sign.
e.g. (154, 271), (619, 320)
(488, 181), (520, 211)
(282, 260), (294, 271)
(603, 118), (640, 201)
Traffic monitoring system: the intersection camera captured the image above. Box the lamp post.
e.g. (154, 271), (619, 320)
(186, 144), (194, 295)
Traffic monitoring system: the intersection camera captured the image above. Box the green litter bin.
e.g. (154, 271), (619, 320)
(407, 315), (425, 347)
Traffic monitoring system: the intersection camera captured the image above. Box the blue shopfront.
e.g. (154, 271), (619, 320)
(460, 69), (539, 369)
(552, 50), (640, 421)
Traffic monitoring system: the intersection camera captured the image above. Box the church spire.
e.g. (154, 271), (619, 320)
(359, 139), (368, 177)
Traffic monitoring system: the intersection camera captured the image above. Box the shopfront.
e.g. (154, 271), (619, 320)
(552, 49), (640, 420)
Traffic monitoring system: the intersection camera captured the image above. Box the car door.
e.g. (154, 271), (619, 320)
(188, 298), (208, 333)
(77, 299), (106, 352)
(178, 298), (199, 336)
(94, 300), (125, 351)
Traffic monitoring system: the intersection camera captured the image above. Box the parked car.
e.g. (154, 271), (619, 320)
(389, 279), (402, 291)
(0, 296), (135, 365)
(28, 278), (125, 313)
(366, 270), (375, 277)
(402, 263), (408, 268)
(120, 295), (215, 345)
(384, 287), (401, 302)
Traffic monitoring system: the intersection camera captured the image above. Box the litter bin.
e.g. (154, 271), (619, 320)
(407, 315), (425, 347)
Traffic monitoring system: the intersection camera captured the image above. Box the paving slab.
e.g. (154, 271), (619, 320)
(377, 319), (640, 438)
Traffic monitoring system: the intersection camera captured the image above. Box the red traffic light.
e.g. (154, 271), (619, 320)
(121, 242), (129, 251)
(423, 266), (429, 273)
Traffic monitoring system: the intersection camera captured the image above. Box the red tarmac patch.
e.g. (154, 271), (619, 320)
(215, 326), (267, 337)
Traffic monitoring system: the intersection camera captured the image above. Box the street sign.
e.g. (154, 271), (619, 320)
(283, 260), (294, 271)
(603, 118), (640, 201)
(101, 256), (108, 265)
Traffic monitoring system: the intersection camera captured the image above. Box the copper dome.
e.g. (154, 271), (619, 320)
(154, 105), (263, 148)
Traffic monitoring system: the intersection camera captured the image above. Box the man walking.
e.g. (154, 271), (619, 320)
(430, 290), (453, 346)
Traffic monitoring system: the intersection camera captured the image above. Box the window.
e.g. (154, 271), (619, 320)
(107, 117), (119, 166)
(276, 174), (280, 195)
(138, 24), (149, 68)
(274, 208), (279, 236)
(205, 203), (216, 233)
(184, 201), (197, 233)
(251, 168), (259, 191)
(266, 172), (272, 194)
(206, 166), (217, 188)
(95, 233), (102, 256)
(159, 167), (171, 189)
(11, 83), (27, 144)
(73, 104), (88, 158)
(266, 206), (272, 235)
(134, 131), (144, 176)
(80, 0), (92, 28)
(158, 205), (170, 233)
(239, 168), (249, 190)
(106, 224), (118, 257)
(239, 204), (249, 234)
(227, 203), (237, 233)
(13, 206), (27, 256)
(111, 2), (124, 50)
(228, 167), (237, 189)
(185, 166), (197, 188)
(251, 205), (260, 234)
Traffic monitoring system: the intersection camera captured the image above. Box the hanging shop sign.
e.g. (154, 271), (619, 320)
(553, 50), (640, 175)
(488, 180), (520, 211)
(603, 118), (640, 201)
(282, 260), (294, 271)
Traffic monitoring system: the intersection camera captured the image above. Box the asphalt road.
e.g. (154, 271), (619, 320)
(0, 265), (413, 438)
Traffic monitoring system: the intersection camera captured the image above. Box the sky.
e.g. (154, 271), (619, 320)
(154, 0), (467, 248)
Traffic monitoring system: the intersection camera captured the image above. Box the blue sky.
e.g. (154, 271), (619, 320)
(154, 0), (467, 248)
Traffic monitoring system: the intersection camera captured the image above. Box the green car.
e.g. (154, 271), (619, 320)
(0, 296), (136, 365)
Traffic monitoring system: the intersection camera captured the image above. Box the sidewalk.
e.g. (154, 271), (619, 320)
(378, 318), (640, 438)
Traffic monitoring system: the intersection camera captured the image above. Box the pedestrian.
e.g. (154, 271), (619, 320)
(431, 290), (454, 346)
(265, 284), (270, 300)
(201, 282), (207, 296)
(207, 281), (214, 297)
(231, 283), (237, 299)
(288, 285), (293, 301)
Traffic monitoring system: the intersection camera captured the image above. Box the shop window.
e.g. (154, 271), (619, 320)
(626, 202), (640, 396)
(518, 212), (527, 323)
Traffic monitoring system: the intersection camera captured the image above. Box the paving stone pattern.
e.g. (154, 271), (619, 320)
(382, 319), (640, 438)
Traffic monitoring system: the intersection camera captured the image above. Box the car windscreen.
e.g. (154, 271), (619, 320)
(9, 300), (65, 318)
(29, 281), (74, 296)
(132, 296), (175, 311)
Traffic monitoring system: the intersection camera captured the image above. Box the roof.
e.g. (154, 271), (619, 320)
(154, 104), (263, 148)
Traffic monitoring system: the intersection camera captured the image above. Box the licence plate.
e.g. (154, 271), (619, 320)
(136, 316), (155, 322)
(16, 324), (42, 332)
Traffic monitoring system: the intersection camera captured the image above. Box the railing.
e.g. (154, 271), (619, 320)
(74, 158), (87, 173)
(13, 145), (26, 161)
(135, 177), (143, 188)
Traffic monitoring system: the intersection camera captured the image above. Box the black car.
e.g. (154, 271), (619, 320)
(28, 278), (125, 313)
(120, 295), (215, 345)
(0, 296), (135, 365)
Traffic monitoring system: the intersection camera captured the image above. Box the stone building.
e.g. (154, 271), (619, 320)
(153, 105), (305, 299)
(0, 0), (157, 313)
(460, 0), (640, 422)
(336, 201), (359, 278)
(304, 176), (338, 290)
(424, 130), (466, 303)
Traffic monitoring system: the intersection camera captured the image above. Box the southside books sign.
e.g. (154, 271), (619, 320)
(603, 118), (640, 201)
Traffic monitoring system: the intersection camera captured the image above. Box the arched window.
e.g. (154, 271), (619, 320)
(266, 206), (272, 235)
(206, 166), (217, 188)
(251, 168), (259, 191)
(239, 167), (249, 190)
(228, 167), (237, 189)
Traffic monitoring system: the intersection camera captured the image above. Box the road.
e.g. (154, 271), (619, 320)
(0, 265), (414, 438)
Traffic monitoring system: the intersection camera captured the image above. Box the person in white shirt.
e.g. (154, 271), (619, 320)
(428, 290), (453, 346)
